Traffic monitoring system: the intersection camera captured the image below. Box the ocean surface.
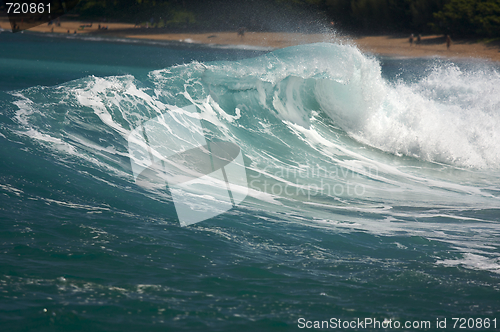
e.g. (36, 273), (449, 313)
(1, 31), (500, 331)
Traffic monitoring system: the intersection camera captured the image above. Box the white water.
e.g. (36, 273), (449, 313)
(7, 42), (500, 273)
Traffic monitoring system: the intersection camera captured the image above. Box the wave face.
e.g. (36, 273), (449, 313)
(2, 41), (500, 330)
(5, 41), (500, 261)
(10, 43), (500, 169)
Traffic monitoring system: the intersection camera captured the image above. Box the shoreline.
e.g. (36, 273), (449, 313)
(1, 18), (499, 62)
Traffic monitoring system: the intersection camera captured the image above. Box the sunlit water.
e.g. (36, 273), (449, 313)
(1, 32), (499, 331)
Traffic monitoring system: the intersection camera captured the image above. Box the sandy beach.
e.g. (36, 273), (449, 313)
(0, 17), (136, 34)
(1, 17), (499, 62)
(354, 35), (500, 62)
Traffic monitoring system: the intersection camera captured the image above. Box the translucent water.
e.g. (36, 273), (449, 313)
(1, 33), (499, 331)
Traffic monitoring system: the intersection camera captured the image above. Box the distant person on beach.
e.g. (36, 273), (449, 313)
(446, 35), (452, 50)
(417, 34), (422, 46)
(237, 27), (245, 38)
(409, 34), (414, 47)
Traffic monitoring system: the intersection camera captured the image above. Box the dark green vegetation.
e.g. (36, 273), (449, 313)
(1, 0), (498, 36)
(432, 0), (500, 36)
(69, 0), (500, 37)
(323, 0), (500, 36)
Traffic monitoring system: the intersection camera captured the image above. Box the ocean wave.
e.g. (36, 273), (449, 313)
(7, 43), (500, 201)
(3, 42), (500, 274)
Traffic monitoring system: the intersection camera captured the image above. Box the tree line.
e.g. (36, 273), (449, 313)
(72, 0), (500, 37)
(322, 0), (500, 37)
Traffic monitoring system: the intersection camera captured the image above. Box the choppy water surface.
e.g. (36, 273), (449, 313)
(1, 32), (499, 331)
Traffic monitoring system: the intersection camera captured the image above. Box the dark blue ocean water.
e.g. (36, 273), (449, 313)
(1, 31), (500, 331)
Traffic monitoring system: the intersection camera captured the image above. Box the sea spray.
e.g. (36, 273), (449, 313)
(2, 37), (500, 331)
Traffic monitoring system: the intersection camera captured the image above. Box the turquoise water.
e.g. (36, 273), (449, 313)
(1, 32), (500, 331)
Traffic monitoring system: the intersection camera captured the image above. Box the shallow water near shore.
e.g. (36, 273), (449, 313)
(1, 32), (500, 331)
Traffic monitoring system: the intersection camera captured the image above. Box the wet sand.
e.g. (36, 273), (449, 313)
(1, 17), (499, 62)
(354, 35), (500, 62)
(0, 17), (135, 35)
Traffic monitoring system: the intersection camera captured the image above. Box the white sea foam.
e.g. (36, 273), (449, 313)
(7, 42), (500, 274)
